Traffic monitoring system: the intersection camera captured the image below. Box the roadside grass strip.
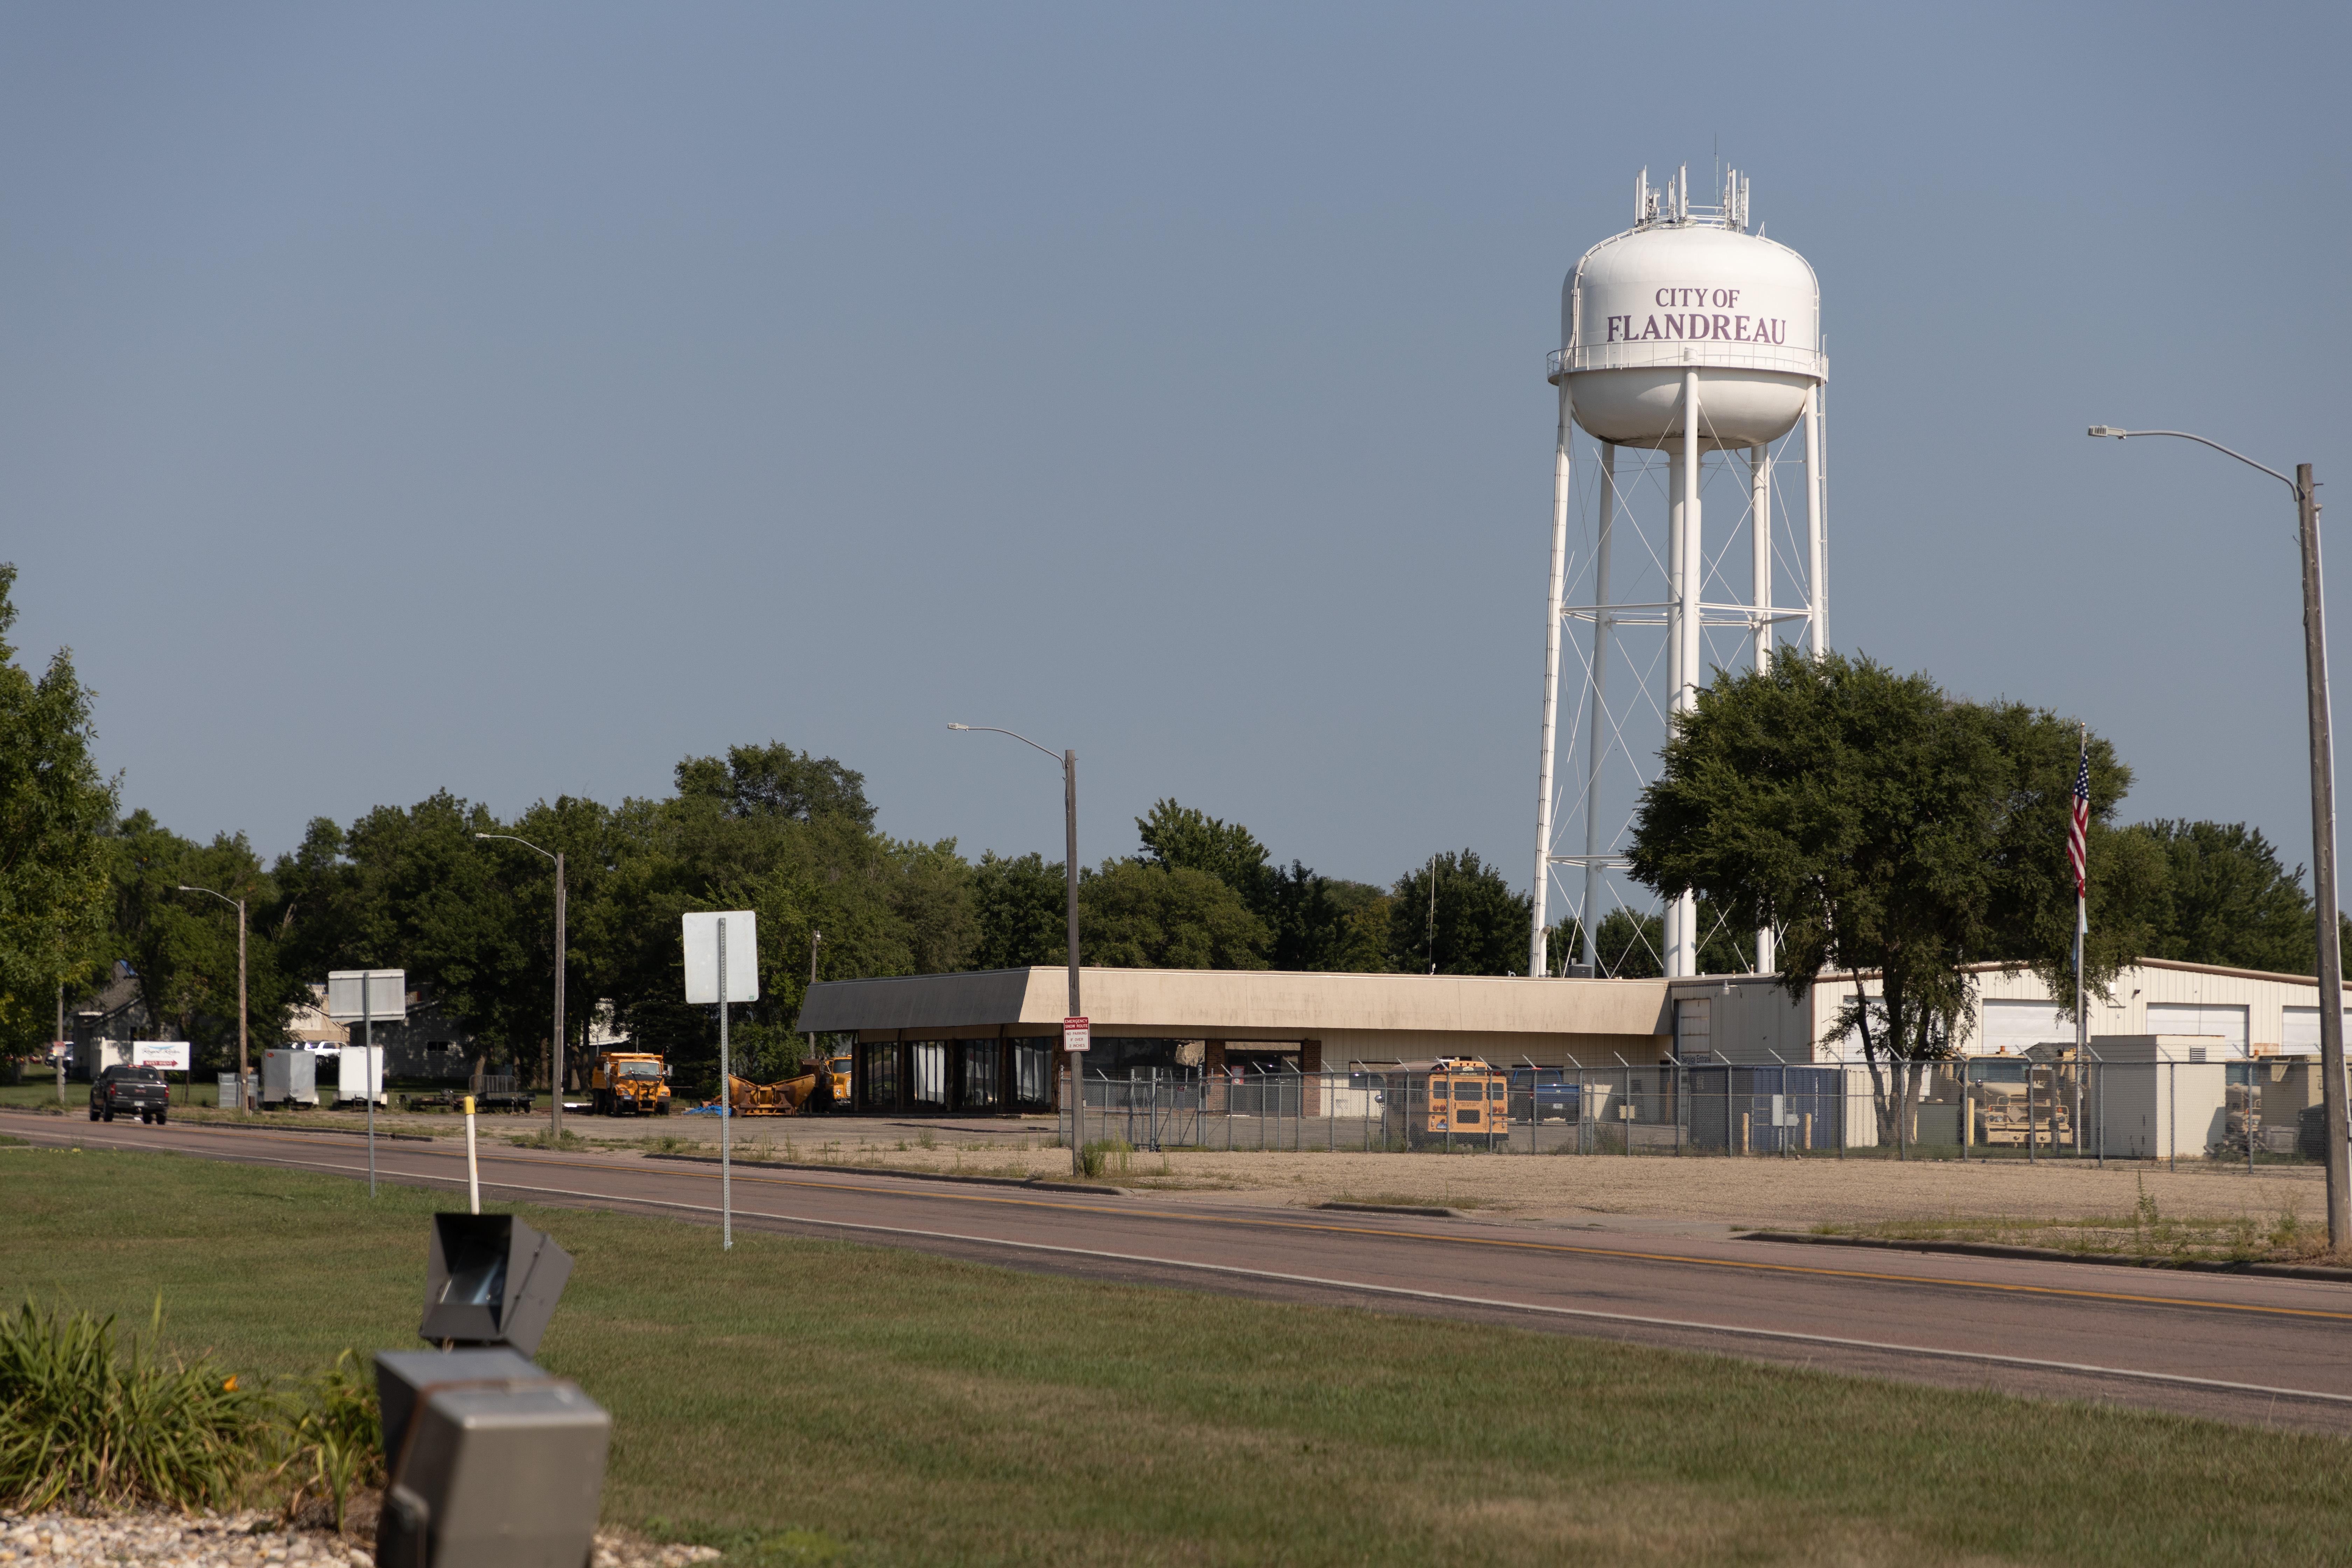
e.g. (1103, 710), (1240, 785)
(8, 1148), (2352, 1566)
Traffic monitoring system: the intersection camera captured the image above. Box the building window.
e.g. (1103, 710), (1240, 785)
(910, 1042), (947, 1107)
(1011, 1042), (1053, 1106)
(861, 1043), (898, 1109)
(961, 1044), (1000, 1109)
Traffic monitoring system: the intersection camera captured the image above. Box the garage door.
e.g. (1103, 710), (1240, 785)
(2282, 1002), (2349, 1053)
(2146, 1002), (2247, 1053)
(1976, 999), (2067, 1055)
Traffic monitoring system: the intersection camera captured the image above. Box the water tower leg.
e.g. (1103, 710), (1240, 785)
(1583, 443), (1615, 974)
(1667, 371), (1701, 978)
(1531, 384), (1573, 978)
(1750, 443), (1774, 974)
(1806, 385), (1827, 658)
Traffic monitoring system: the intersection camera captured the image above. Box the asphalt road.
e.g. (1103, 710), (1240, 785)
(19, 1112), (2352, 1434)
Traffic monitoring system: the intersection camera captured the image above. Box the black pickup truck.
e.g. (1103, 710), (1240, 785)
(91, 1064), (171, 1124)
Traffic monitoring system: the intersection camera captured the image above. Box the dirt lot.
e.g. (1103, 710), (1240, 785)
(10, 1101), (2329, 1234)
(640, 1116), (2333, 1233)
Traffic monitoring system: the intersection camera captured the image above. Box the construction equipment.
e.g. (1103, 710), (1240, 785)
(589, 1052), (671, 1116)
(725, 1069), (821, 1116)
(825, 1048), (852, 1108)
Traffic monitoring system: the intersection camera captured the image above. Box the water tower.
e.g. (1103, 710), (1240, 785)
(1528, 166), (1828, 980)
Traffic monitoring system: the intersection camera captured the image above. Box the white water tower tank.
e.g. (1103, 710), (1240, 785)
(1553, 169), (1822, 449)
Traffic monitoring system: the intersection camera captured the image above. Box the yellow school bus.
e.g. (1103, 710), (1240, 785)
(1409, 1056), (1510, 1145)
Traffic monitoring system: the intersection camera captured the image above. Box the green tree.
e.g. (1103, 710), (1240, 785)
(0, 565), (117, 1058)
(2116, 820), (2314, 974)
(1630, 651), (2137, 1140)
(970, 851), (1066, 969)
(104, 813), (297, 1067)
(1135, 800), (1272, 912)
(1078, 860), (1270, 970)
(1266, 862), (1388, 971)
(1386, 851), (1532, 975)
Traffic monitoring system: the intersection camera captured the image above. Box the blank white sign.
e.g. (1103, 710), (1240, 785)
(682, 911), (760, 1004)
(326, 970), (407, 1022)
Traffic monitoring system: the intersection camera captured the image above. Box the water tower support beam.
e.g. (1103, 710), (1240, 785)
(1668, 369), (1701, 978)
(1582, 442), (1616, 974)
(1806, 385), (1827, 658)
(1750, 442), (1775, 974)
(1530, 383), (1574, 978)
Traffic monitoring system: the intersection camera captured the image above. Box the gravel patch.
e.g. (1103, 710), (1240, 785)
(0, 1514), (720, 1567)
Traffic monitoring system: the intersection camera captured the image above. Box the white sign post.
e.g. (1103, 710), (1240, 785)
(683, 912), (758, 1250)
(327, 969), (405, 1197)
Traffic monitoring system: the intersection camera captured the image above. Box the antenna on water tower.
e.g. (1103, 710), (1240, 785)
(1529, 167), (1829, 983)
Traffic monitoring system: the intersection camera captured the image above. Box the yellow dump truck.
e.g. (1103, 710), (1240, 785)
(590, 1052), (672, 1115)
(826, 1049), (853, 1108)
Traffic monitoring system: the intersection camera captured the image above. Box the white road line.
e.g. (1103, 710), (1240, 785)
(138, 1139), (2352, 1412)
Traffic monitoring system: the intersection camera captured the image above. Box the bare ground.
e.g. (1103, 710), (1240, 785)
(13, 1101), (2330, 1237)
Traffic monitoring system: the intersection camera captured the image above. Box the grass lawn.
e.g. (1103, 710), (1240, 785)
(1816, 1174), (2339, 1266)
(7, 1148), (2351, 1566)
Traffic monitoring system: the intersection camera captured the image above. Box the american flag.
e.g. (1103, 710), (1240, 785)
(2067, 738), (2090, 899)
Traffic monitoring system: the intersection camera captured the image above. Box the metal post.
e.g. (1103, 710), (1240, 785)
(2169, 1058), (2177, 1173)
(235, 899), (248, 1113)
(552, 852), (566, 1137)
(2295, 464), (2352, 1248)
(1666, 370), (1701, 976)
(363, 985), (376, 1198)
(1531, 383), (1574, 977)
(55, 983), (64, 1104)
(1805, 384), (1827, 658)
(1583, 444), (1617, 972)
(1066, 749), (1083, 1177)
(719, 916), (732, 1250)
(2088, 1051), (2104, 1167)
(1750, 442), (1775, 973)
(464, 1095), (480, 1214)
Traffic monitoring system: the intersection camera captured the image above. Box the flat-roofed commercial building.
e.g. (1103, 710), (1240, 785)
(796, 966), (1672, 1115)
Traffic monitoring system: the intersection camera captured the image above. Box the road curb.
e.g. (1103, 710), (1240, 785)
(1316, 1201), (1466, 1218)
(1740, 1229), (2352, 1282)
(642, 1152), (1126, 1196)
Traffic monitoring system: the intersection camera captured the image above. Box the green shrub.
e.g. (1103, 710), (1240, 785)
(0, 1297), (272, 1511)
(276, 1350), (384, 1533)
(1078, 1138), (1132, 1179)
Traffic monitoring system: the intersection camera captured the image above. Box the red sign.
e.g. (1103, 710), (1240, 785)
(1062, 1016), (1090, 1053)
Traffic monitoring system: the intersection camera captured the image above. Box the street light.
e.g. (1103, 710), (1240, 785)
(177, 885), (248, 1112)
(2088, 426), (2348, 1249)
(948, 723), (1084, 1176)
(476, 834), (568, 1137)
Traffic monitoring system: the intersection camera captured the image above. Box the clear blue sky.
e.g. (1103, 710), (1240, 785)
(6, 3), (2346, 896)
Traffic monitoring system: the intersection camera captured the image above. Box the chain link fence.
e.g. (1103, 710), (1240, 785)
(1059, 1057), (2338, 1167)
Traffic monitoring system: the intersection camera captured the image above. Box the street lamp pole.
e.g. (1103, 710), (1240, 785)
(2090, 427), (2348, 1250)
(476, 834), (567, 1137)
(177, 886), (248, 1111)
(950, 723), (1083, 1176)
